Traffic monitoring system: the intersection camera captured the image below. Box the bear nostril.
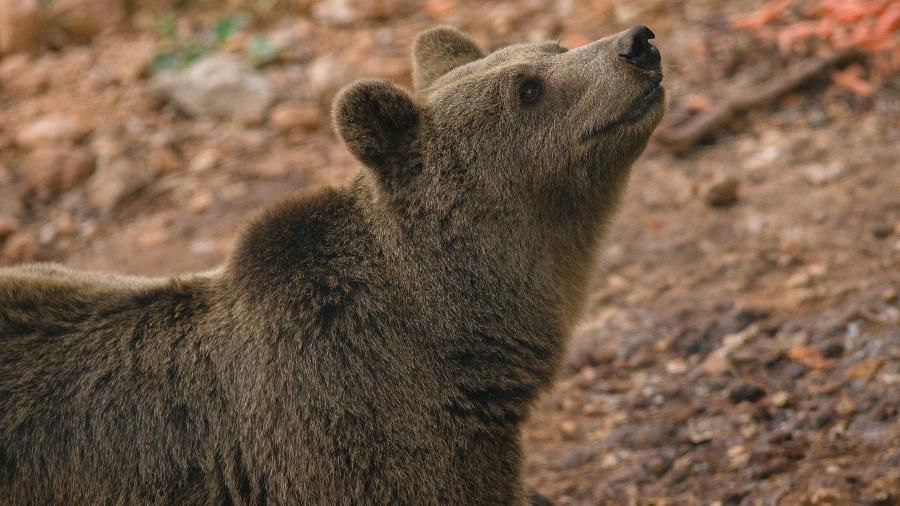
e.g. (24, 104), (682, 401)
(617, 25), (660, 71)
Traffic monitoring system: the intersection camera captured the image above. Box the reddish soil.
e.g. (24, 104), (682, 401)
(1, 1), (898, 504)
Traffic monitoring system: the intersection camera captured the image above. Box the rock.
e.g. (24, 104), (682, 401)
(85, 145), (155, 214)
(558, 447), (595, 470)
(269, 102), (323, 132)
(566, 340), (616, 371)
(819, 340), (845, 358)
(149, 146), (182, 174)
(0, 52), (52, 95)
(151, 53), (274, 122)
(686, 416), (730, 444)
(872, 223), (893, 239)
(306, 54), (352, 107)
(0, 216), (20, 240)
(800, 162), (843, 185)
(49, 0), (126, 43)
(15, 114), (89, 147)
(2, 231), (37, 261)
(703, 175), (739, 208)
(311, 0), (359, 26)
(728, 383), (766, 404)
(641, 453), (672, 477)
(770, 391), (790, 408)
(559, 420), (578, 438)
(0, 0), (46, 55)
(21, 146), (95, 200)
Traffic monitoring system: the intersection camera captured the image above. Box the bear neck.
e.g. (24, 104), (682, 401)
(354, 165), (611, 414)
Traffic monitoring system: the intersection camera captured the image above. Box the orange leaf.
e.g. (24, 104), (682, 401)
(787, 346), (834, 369)
(832, 64), (875, 95)
(561, 34), (591, 49)
(732, 0), (795, 30)
(423, 0), (454, 18)
(874, 3), (900, 36)
(684, 94), (712, 111)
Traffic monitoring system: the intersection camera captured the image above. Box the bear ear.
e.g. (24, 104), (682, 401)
(413, 26), (483, 90)
(333, 79), (420, 183)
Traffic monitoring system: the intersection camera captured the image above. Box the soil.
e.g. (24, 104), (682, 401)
(1, 0), (898, 504)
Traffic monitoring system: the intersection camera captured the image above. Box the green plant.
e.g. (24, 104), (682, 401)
(151, 11), (275, 74)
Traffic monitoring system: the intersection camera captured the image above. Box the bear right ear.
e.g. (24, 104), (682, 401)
(333, 79), (420, 184)
(413, 26), (483, 90)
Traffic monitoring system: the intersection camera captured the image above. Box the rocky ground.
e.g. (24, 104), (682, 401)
(1, 0), (898, 504)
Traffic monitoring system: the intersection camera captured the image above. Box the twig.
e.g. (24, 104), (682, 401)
(655, 47), (864, 153)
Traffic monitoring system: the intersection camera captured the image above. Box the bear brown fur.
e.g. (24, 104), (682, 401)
(0, 26), (665, 505)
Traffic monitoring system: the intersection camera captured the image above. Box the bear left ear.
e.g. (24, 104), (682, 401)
(413, 26), (484, 90)
(333, 79), (420, 183)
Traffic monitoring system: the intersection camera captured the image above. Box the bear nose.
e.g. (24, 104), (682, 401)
(616, 25), (660, 71)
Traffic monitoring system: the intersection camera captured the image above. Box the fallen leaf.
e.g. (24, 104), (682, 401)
(787, 346), (834, 369)
(832, 64), (874, 95)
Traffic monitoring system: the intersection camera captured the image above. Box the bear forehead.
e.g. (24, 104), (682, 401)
(426, 41), (567, 91)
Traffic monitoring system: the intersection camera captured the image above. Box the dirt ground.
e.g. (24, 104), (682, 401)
(1, 0), (898, 504)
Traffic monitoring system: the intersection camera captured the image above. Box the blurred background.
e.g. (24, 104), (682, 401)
(0, 0), (898, 504)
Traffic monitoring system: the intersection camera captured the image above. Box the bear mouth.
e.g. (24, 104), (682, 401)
(579, 81), (664, 144)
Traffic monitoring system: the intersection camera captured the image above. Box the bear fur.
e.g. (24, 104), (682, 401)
(0, 26), (665, 505)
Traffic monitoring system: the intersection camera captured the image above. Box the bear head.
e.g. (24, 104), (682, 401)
(332, 25), (665, 236)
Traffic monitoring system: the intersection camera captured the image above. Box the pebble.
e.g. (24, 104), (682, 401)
(306, 54), (352, 106)
(728, 383), (766, 404)
(269, 102), (323, 132)
(819, 340), (845, 358)
(0, 0), (46, 55)
(15, 114), (89, 147)
(2, 230), (37, 261)
(151, 53), (274, 122)
(771, 391), (791, 408)
(800, 162), (844, 185)
(641, 453), (672, 477)
(0, 216), (20, 239)
(85, 156), (154, 214)
(703, 175), (740, 208)
(21, 146), (96, 201)
(559, 420), (578, 438)
(50, 0), (125, 43)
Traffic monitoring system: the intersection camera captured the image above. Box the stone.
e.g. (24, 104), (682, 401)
(151, 53), (274, 122)
(2, 231), (37, 262)
(728, 383), (766, 404)
(770, 391), (790, 407)
(703, 175), (739, 208)
(559, 420), (578, 438)
(0, 0), (46, 55)
(49, 0), (126, 43)
(21, 146), (95, 200)
(311, 0), (359, 26)
(0, 53), (52, 95)
(306, 54), (352, 107)
(800, 162), (843, 185)
(641, 453), (672, 477)
(0, 216), (20, 240)
(85, 154), (154, 214)
(15, 114), (89, 147)
(269, 102), (323, 132)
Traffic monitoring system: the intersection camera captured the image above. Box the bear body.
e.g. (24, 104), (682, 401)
(0, 26), (665, 505)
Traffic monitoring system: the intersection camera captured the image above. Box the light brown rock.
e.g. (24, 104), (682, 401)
(703, 175), (739, 208)
(269, 102), (323, 132)
(0, 0), (46, 55)
(21, 146), (96, 200)
(15, 114), (89, 147)
(49, 0), (126, 43)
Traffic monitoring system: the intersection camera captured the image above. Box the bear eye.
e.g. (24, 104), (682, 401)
(519, 80), (543, 104)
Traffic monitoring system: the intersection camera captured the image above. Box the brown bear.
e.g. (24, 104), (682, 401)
(0, 25), (664, 505)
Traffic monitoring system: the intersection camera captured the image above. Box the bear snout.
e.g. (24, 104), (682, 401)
(616, 25), (661, 72)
